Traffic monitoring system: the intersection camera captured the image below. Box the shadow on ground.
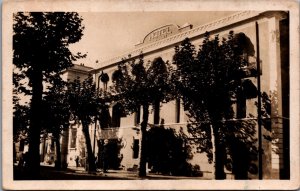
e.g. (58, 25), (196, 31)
(13, 165), (132, 180)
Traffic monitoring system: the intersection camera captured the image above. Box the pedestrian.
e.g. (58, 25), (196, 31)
(95, 155), (99, 170)
(23, 152), (28, 167)
(18, 153), (24, 168)
(75, 156), (79, 168)
(102, 139), (109, 173)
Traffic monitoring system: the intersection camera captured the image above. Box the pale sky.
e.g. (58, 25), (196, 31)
(69, 11), (236, 68)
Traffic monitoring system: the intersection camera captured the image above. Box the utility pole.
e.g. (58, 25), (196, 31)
(256, 21), (263, 180)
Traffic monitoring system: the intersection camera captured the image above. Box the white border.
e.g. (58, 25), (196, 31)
(2, 0), (299, 190)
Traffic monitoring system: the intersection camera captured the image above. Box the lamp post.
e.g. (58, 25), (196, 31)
(92, 73), (102, 156)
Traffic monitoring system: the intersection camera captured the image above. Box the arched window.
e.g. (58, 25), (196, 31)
(234, 32), (258, 77)
(98, 71), (110, 91)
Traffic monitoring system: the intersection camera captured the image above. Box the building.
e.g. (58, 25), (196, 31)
(42, 11), (289, 179)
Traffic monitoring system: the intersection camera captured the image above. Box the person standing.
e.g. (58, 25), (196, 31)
(75, 156), (79, 168)
(95, 155), (99, 171)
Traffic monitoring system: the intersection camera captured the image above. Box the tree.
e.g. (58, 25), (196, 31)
(173, 32), (258, 179)
(41, 74), (70, 170)
(13, 12), (85, 178)
(67, 75), (104, 172)
(112, 55), (174, 177)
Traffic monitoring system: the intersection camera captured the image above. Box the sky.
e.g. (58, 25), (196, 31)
(69, 11), (236, 68)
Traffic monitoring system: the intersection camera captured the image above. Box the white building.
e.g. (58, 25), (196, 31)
(55, 11), (289, 179)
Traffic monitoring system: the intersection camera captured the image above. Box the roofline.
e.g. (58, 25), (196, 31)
(62, 64), (95, 74)
(94, 11), (287, 73)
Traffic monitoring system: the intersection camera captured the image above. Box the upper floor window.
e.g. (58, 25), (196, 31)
(99, 71), (110, 91)
(234, 32), (258, 77)
(112, 103), (126, 128)
(70, 128), (77, 148)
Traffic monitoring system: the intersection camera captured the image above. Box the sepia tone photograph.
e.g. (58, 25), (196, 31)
(2, 0), (299, 190)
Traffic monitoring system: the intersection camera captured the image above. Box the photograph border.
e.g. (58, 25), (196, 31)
(2, 0), (299, 190)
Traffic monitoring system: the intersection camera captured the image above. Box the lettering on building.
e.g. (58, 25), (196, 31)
(142, 24), (179, 44)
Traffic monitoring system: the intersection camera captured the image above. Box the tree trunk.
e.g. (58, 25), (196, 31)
(213, 126), (226, 179)
(139, 104), (149, 177)
(61, 124), (69, 170)
(231, 140), (249, 179)
(28, 67), (43, 179)
(82, 122), (96, 172)
(54, 130), (62, 170)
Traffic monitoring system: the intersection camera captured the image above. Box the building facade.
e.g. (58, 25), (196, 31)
(39, 11), (289, 179)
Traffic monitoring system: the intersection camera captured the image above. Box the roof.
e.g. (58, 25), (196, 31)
(71, 64), (94, 71)
(65, 64), (95, 74)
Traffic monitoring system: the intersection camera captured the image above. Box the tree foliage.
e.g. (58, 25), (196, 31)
(13, 12), (85, 77)
(147, 126), (197, 176)
(173, 32), (258, 179)
(13, 12), (86, 97)
(112, 55), (174, 112)
(112, 55), (174, 177)
(42, 75), (70, 133)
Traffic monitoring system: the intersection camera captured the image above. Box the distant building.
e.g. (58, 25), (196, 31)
(36, 11), (289, 179)
(44, 64), (95, 168)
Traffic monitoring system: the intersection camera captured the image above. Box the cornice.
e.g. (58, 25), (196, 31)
(96, 10), (279, 71)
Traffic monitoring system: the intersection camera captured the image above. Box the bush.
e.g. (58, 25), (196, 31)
(147, 126), (201, 177)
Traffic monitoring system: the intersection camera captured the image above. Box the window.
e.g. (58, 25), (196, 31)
(234, 32), (258, 77)
(175, 99), (181, 123)
(100, 72), (109, 91)
(112, 103), (122, 128)
(236, 79), (258, 118)
(70, 129), (77, 148)
(236, 91), (246, 118)
(153, 100), (160, 125)
(132, 139), (139, 159)
(135, 106), (141, 126)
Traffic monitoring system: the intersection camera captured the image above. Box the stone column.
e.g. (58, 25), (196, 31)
(267, 13), (285, 179)
(39, 135), (46, 162)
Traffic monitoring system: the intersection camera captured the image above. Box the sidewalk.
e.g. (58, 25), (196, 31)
(67, 165), (211, 180)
